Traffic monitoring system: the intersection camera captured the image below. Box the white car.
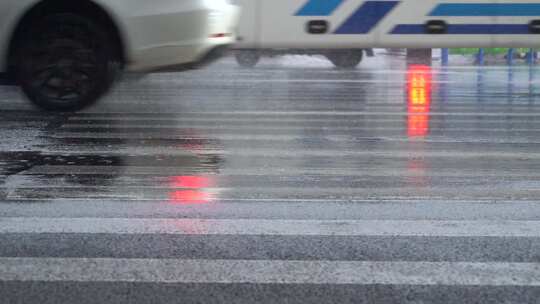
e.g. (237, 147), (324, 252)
(0, 0), (239, 110)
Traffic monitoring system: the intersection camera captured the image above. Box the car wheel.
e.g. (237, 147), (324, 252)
(235, 51), (260, 68)
(16, 13), (117, 111)
(326, 50), (363, 69)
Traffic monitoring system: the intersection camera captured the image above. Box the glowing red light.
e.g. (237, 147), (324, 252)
(170, 176), (212, 189)
(407, 65), (432, 137)
(407, 114), (429, 137)
(168, 176), (215, 204)
(169, 190), (212, 204)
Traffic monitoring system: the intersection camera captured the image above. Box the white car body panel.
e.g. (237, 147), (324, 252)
(0, 0), (240, 72)
(234, 0), (540, 49)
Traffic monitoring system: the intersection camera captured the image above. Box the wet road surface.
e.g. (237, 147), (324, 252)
(1, 55), (540, 303)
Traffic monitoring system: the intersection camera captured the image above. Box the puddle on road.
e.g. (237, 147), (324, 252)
(0, 149), (223, 202)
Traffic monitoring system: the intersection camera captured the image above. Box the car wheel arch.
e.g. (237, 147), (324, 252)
(6, 0), (127, 74)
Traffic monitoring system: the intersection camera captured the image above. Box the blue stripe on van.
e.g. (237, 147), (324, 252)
(430, 3), (540, 17)
(335, 1), (399, 34)
(391, 24), (531, 34)
(296, 0), (345, 16)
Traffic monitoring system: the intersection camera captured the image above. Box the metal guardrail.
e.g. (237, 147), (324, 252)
(441, 48), (538, 66)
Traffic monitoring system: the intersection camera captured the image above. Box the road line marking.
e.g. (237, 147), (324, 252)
(0, 258), (538, 286)
(20, 165), (540, 177)
(65, 116), (540, 123)
(1, 218), (539, 237)
(27, 146), (540, 159)
(59, 124), (540, 133)
(154, 78), (449, 84)
(66, 111), (540, 117)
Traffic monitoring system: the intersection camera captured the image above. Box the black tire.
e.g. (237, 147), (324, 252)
(235, 51), (260, 68)
(15, 13), (117, 111)
(326, 50), (363, 69)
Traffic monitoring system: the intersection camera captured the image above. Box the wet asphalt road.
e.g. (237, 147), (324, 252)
(0, 55), (540, 303)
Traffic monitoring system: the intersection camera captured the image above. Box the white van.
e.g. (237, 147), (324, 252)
(233, 0), (540, 68)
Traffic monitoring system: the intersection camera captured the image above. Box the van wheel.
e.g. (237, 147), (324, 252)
(326, 50), (363, 69)
(235, 51), (260, 68)
(16, 13), (117, 111)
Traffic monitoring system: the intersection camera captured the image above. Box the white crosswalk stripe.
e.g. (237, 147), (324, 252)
(1, 258), (539, 286)
(2, 217), (540, 237)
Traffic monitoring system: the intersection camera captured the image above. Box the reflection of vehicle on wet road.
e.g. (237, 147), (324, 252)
(0, 0), (239, 111)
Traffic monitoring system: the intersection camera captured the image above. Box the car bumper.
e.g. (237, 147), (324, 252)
(145, 45), (228, 73)
(124, 1), (240, 72)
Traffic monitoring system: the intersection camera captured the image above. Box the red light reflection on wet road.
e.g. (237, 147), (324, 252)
(169, 190), (213, 204)
(168, 176), (215, 204)
(407, 65), (432, 137)
(170, 176), (212, 189)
